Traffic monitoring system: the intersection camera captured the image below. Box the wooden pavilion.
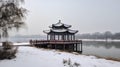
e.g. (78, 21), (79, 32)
(30, 20), (82, 53)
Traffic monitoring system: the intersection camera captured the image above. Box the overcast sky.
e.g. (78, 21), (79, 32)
(16, 0), (120, 35)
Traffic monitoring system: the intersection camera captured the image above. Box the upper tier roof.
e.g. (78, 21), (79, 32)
(49, 20), (71, 28)
(43, 20), (79, 34)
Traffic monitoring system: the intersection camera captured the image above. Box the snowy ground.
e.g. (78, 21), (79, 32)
(0, 46), (120, 67)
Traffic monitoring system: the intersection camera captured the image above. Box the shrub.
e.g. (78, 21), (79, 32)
(0, 41), (18, 60)
(73, 62), (80, 67)
(63, 59), (67, 64)
(2, 41), (14, 50)
(62, 58), (80, 67)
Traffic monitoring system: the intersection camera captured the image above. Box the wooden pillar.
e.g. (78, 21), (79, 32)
(61, 34), (63, 40)
(58, 35), (59, 40)
(54, 34), (55, 40)
(51, 35), (53, 40)
(78, 44), (80, 52)
(73, 44), (75, 51)
(64, 35), (65, 40)
(76, 44), (77, 51)
(65, 35), (67, 40)
(51, 34), (53, 40)
(63, 44), (65, 50)
(50, 34), (51, 40)
(67, 35), (69, 40)
(71, 35), (72, 40)
(48, 34), (49, 40)
(74, 44), (76, 51)
(72, 44), (74, 51)
(72, 35), (74, 40)
(81, 41), (82, 52)
(47, 34), (48, 40)
(62, 34), (64, 40)
(73, 35), (75, 40)
(55, 44), (56, 49)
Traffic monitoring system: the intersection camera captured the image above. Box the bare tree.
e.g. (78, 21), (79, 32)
(0, 0), (27, 39)
(0, 0), (27, 60)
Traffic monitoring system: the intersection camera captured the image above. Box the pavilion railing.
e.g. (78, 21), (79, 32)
(30, 40), (82, 45)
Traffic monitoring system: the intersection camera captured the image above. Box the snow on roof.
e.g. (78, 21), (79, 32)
(64, 24), (71, 28)
(49, 20), (71, 28)
(54, 22), (63, 26)
(43, 29), (78, 34)
(43, 29), (67, 33)
(68, 29), (78, 33)
(51, 29), (67, 32)
(43, 30), (51, 33)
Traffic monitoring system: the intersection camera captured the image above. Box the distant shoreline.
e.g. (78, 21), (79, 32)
(79, 39), (120, 42)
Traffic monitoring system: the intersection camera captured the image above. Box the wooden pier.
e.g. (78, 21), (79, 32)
(30, 40), (82, 53)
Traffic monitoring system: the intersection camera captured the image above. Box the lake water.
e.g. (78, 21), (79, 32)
(82, 41), (120, 60)
(1, 37), (120, 60)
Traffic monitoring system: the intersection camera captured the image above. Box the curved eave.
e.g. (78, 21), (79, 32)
(68, 30), (78, 34)
(43, 29), (78, 34)
(43, 30), (50, 34)
(52, 29), (67, 32)
(64, 24), (71, 28)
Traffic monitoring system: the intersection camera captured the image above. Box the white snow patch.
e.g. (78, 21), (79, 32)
(0, 46), (120, 67)
(0, 42), (30, 47)
(13, 42), (30, 45)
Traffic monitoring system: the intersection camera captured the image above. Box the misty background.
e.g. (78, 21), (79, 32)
(9, 0), (120, 36)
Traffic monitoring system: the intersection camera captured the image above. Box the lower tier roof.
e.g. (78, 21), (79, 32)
(43, 29), (78, 34)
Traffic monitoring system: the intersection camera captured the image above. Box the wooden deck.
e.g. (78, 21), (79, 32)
(30, 40), (82, 45)
(30, 40), (82, 53)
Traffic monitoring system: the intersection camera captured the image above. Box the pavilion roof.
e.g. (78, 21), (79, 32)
(49, 20), (71, 28)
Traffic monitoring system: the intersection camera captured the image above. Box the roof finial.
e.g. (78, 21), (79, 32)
(58, 20), (61, 23)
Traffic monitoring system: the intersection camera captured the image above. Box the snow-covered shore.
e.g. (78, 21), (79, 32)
(0, 42), (30, 46)
(0, 46), (120, 67)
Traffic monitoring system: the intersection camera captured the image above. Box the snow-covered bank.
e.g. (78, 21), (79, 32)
(0, 42), (30, 46)
(0, 46), (120, 67)
(13, 42), (30, 45)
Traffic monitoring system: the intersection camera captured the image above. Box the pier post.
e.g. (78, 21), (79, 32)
(76, 44), (77, 51)
(81, 42), (82, 52)
(55, 44), (56, 49)
(72, 44), (74, 51)
(63, 44), (65, 50)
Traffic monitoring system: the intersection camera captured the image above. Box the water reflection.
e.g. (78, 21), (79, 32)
(82, 41), (120, 59)
(83, 41), (120, 49)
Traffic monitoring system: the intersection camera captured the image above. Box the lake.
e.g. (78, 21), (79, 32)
(82, 41), (120, 60)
